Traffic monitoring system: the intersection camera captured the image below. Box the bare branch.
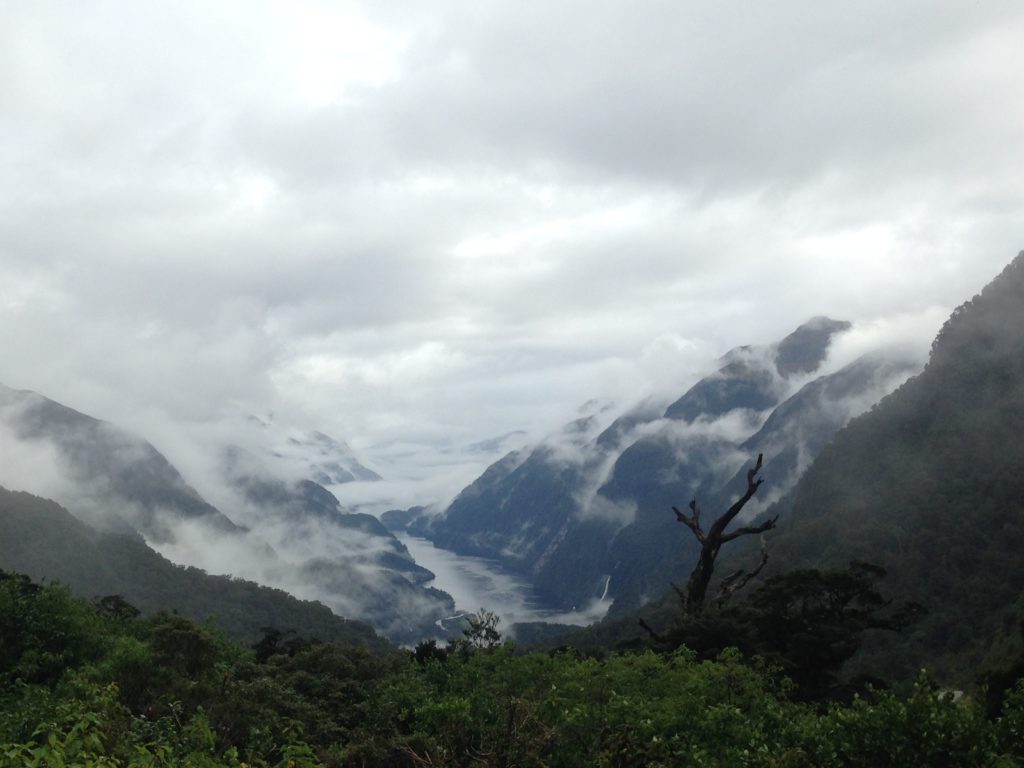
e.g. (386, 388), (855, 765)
(671, 582), (687, 605)
(399, 744), (439, 768)
(710, 453), (765, 537)
(748, 452), (763, 484)
(673, 454), (771, 614)
(715, 536), (770, 603)
(672, 504), (706, 542)
(716, 568), (745, 593)
(719, 514), (778, 544)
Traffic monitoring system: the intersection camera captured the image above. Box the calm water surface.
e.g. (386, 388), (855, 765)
(397, 533), (611, 634)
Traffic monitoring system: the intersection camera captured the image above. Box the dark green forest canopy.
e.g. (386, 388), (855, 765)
(3, 571), (1024, 767)
(735, 252), (1024, 685)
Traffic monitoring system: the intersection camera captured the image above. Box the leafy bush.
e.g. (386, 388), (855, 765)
(4, 570), (1024, 767)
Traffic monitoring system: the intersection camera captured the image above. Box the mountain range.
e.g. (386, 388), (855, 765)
(7, 249), (1024, 686)
(0, 485), (387, 650)
(0, 387), (453, 642)
(397, 317), (920, 617)
(521, 251), (1024, 689)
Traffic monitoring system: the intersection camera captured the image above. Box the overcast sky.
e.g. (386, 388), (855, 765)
(2, 1), (1023, 498)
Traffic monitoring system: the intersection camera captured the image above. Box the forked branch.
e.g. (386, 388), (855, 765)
(672, 500), (706, 542)
(674, 454), (776, 614)
(715, 536), (770, 603)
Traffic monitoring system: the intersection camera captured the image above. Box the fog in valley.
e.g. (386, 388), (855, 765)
(2, 2), (1024, 640)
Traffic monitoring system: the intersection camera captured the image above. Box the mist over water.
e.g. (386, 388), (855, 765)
(397, 533), (612, 637)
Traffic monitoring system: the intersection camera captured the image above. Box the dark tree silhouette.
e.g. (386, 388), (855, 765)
(672, 453), (777, 613)
(659, 561), (925, 701)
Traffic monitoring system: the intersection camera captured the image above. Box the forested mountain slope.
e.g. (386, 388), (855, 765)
(603, 350), (919, 616)
(407, 318), (916, 614)
(0, 382), (240, 541)
(0, 387), (453, 642)
(0, 485), (388, 650)
(745, 251), (1024, 683)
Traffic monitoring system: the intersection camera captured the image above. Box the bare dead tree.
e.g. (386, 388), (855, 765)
(672, 453), (778, 614)
(714, 535), (769, 604)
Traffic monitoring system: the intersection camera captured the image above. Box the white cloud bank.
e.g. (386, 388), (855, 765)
(1, 1), (1022, 509)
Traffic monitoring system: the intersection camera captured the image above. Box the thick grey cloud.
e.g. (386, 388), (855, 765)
(1, 1), (1022, 509)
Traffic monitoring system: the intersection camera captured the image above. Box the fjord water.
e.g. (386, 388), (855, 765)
(397, 533), (612, 636)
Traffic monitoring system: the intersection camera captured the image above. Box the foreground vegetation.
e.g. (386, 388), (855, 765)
(3, 571), (1024, 767)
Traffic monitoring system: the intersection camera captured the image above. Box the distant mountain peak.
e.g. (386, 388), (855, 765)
(411, 313), (911, 615)
(773, 317), (852, 378)
(663, 318), (849, 423)
(236, 414), (382, 484)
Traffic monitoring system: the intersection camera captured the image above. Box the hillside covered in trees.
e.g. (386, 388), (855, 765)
(7, 252), (1024, 764)
(3, 570), (1024, 767)
(5, 254), (1024, 764)
(745, 251), (1024, 685)
(524, 253), (1024, 692)
(401, 317), (918, 616)
(0, 486), (386, 649)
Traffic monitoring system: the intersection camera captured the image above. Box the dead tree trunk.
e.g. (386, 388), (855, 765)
(714, 535), (770, 605)
(672, 454), (777, 614)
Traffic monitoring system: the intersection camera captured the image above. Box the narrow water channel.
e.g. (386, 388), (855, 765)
(397, 533), (612, 633)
